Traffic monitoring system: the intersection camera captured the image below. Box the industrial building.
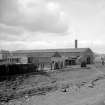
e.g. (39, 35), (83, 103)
(0, 40), (95, 70)
(10, 47), (94, 70)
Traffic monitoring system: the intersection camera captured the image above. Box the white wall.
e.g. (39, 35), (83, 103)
(20, 57), (28, 64)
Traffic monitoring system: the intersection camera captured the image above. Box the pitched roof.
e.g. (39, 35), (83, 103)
(12, 48), (93, 58)
(13, 48), (90, 53)
(30, 52), (55, 57)
(59, 52), (79, 57)
(12, 52), (55, 57)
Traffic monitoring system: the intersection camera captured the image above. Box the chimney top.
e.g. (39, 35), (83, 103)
(75, 40), (78, 48)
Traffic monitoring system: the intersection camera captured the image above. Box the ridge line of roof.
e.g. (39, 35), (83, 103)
(13, 48), (90, 53)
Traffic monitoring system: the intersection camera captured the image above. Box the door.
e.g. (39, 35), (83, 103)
(87, 56), (91, 64)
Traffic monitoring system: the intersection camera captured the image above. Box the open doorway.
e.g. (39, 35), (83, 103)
(87, 56), (91, 64)
(65, 59), (76, 66)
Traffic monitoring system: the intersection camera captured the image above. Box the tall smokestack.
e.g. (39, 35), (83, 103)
(75, 39), (78, 48)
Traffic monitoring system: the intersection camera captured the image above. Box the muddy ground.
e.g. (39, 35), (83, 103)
(0, 64), (105, 105)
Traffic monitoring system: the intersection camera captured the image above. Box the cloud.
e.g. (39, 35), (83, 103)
(0, 32), (74, 50)
(0, 40), (56, 50)
(0, 0), (69, 33)
(0, 41), (26, 50)
(0, 24), (23, 35)
(0, 0), (20, 26)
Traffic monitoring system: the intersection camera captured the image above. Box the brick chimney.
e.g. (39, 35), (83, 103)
(75, 39), (78, 48)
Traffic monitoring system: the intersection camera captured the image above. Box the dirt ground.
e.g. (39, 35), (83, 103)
(1, 64), (105, 105)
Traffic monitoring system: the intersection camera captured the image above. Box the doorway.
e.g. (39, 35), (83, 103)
(87, 56), (91, 64)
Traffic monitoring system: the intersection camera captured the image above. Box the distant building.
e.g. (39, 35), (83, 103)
(11, 48), (94, 70)
(0, 50), (10, 60)
(7, 56), (28, 64)
(0, 50), (11, 64)
(0, 39), (95, 70)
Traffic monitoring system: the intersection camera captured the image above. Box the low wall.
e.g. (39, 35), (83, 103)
(0, 64), (38, 76)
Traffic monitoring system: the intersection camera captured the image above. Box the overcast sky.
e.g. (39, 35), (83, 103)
(0, 0), (105, 53)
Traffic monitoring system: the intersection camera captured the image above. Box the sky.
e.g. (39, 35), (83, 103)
(0, 0), (105, 53)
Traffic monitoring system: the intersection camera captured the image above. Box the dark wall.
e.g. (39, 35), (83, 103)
(0, 64), (38, 76)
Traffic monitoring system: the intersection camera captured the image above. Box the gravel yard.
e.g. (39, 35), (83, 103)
(0, 64), (105, 105)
